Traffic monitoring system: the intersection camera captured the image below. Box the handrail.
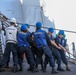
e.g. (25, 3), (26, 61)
(0, 12), (76, 33)
(0, 12), (76, 59)
(29, 25), (76, 33)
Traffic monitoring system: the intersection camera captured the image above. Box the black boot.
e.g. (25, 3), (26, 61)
(32, 65), (39, 72)
(41, 63), (44, 71)
(19, 64), (23, 72)
(42, 64), (47, 72)
(0, 65), (7, 72)
(12, 65), (18, 73)
(6, 63), (9, 68)
(0, 63), (5, 72)
(57, 65), (65, 71)
(3, 64), (9, 68)
(52, 67), (58, 74)
(27, 65), (32, 71)
(0, 66), (5, 72)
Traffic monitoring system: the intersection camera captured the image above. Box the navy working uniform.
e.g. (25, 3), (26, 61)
(28, 32), (38, 63)
(17, 24), (36, 72)
(27, 32), (39, 71)
(55, 30), (71, 71)
(34, 22), (57, 74)
(44, 28), (64, 71)
(55, 36), (68, 65)
(49, 36), (61, 67)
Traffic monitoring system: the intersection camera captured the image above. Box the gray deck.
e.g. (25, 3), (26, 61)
(0, 60), (76, 75)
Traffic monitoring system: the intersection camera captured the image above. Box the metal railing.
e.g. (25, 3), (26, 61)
(0, 12), (76, 63)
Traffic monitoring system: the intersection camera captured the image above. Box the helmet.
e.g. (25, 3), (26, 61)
(48, 28), (54, 33)
(36, 22), (42, 28)
(15, 23), (18, 26)
(56, 34), (58, 37)
(21, 24), (27, 31)
(10, 17), (16, 23)
(58, 30), (64, 35)
(25, 24), (30, 28)
(64, 34), (66, 38)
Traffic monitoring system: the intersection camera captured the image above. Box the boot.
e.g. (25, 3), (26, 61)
(66, 65), (71, 71)
(42, 64), (47, 72)
(6, 63), (9, 68)
(3, 64), (9, 68)
(19, 64), (23, 72)
(0, 66), (5, 72)
(52, 67), (58, 74)
(32, 65), (39, 72)
(41, 63), (44, 71)
(0, 65), (7, 72)
(57, 64), (65, 71)
(27, 65), (32, 71)
(12, 65), (18, 73)
(36, 64), (38, 68)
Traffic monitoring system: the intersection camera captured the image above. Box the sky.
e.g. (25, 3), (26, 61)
(20, 0), (76, 45)
(42, 0), (76, 45)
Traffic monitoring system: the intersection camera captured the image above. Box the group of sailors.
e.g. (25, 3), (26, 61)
(0, 17), (71, 74)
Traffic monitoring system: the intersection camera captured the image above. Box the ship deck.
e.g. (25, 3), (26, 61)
(0, 59), (76, 75)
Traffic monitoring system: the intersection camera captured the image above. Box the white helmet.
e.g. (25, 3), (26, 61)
(15, 23), (18, 26)
(10, 17), (16, 23)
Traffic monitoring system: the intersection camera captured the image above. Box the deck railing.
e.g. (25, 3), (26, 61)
(0, 12), (76, 64)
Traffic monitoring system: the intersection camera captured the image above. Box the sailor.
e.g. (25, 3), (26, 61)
(33, 22), (58, 74)
(26, 32), (40, 72)
(22, 24), (38, 72)
(44, 28), (64, 72)
(17, 24), (37, 72)
(55, 30), (71, 71)
(0, 17), (18, 72)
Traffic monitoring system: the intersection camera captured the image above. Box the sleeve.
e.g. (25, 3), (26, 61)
(55, 37), (60, 45)
(50, 36), (55, 41)
(64, 39), (67, 47)
(27, 33), (35, 46)
(45, 32), (51, 45)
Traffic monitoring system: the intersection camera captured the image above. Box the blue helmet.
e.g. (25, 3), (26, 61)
(36, 22), (42, 28)
(21, 24), (27, 31)
(25, 24), (30, 28)
(48, 28), (54, 33)
(64, 34), (66, 38)
(58, 30), (64, 35)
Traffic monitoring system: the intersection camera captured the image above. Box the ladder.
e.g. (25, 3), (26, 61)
(0, 12), (9, 63)
(0, 30), (2, 63)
